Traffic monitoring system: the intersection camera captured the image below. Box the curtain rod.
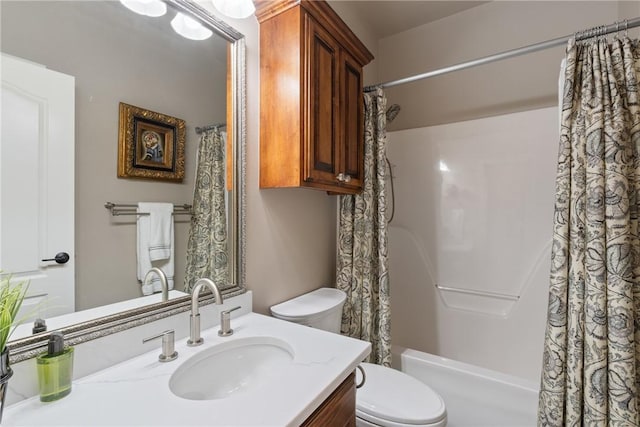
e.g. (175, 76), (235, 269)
(364, 16), (640, 92)
(195, 123), (226, 134)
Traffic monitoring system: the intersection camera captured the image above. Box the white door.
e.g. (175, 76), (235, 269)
(1, 53), (75, 323)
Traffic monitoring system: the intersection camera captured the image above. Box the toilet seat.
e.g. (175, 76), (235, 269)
(356, 363), (447, 427)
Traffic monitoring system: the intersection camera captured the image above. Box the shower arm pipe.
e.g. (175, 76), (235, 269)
(364, 16), (640, 92)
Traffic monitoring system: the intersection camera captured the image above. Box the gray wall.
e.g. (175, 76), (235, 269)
(1, 1), (227, 309)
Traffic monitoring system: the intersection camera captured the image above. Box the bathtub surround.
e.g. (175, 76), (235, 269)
(387, 107), (557, 382)
(185, 127), (229, 292)
(337, 88), (391, 366)
(538, 36), (640, 425)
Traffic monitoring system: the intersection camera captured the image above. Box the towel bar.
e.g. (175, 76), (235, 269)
(104, 202), (192, 217)
(435, 284), (520, 301)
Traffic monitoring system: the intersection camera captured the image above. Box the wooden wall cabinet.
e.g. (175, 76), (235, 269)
(302, 373), (356, 427)
(257, 0), (374, 194)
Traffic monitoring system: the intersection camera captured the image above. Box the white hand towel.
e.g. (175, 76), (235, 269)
(146, 203), (173, 261)
(137, 202), (175, 296)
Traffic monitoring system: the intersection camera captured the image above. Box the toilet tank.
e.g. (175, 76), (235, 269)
(270, 287), (346, 333)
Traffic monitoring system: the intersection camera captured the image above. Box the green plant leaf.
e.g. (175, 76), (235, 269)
(0, 273), (29, 350)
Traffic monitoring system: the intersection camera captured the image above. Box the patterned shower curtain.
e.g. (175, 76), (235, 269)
(538, 37), (640, 425)
(184, 127), (228, 292)
(337, 88), (391, 367)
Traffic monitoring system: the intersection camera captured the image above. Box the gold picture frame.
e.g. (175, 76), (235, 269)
(117, 102), (186, 181)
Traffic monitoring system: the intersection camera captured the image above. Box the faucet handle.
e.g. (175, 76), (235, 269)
(218, 306), (242, 337)
(143, 329), (178, 362)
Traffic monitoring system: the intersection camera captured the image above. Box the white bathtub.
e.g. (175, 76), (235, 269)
(392, 346), (539, 427)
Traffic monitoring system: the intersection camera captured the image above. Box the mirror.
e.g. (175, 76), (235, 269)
(1, 0), (246, 360)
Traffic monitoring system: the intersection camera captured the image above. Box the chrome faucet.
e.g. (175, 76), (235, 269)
(144, 267), (169, 302)
(188, 278), (224, 346)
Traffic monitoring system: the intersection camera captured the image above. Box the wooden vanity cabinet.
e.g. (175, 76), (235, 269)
(256, 0), (374, 194)
(302, 372), (356, 427)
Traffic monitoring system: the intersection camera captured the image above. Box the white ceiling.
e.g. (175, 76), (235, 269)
(333, 1), (489, 39)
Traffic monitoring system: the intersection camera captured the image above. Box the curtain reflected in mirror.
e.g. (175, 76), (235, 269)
(185, 126), (229, 292)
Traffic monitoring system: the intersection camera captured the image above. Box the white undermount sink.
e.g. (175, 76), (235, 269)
(169, 336), (294, 400)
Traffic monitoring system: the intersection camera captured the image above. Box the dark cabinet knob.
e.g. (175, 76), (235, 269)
(42, 252), (70, 264)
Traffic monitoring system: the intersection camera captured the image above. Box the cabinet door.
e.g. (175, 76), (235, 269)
(304, 16), (341, 187)
(301, 373), (356, 426)
(339, 50), (364, 192)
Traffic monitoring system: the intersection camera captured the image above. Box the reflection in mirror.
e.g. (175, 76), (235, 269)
(1, 0), (246, 358)
(185, 125), (230, 291)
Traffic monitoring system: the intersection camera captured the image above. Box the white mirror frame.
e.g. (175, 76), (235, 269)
(8, 0), (247, 363)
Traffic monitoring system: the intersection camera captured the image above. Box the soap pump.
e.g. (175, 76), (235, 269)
(36, 332), (74, 402)
(32, 318), (47, 334)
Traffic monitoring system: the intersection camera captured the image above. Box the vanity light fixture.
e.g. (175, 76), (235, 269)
(211, 0), (255, 19)
(119, 0), (167, 17)
(171, 12), (213, 40)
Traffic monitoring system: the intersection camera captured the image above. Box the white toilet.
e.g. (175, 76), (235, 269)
(270, 287), (447, 427)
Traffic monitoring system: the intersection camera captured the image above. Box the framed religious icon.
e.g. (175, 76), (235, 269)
(117, 102), (185, 181)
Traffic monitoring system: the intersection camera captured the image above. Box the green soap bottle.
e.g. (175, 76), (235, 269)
(36, 332), (74, 402)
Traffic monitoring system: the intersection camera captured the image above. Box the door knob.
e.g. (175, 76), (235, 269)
(42, 252), (70, 264)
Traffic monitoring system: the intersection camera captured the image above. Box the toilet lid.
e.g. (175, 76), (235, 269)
(356, 363), (446, 425)
(270, 287), (346, 319)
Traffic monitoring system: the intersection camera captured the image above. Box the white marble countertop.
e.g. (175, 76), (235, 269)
(4, 312), (371, 426)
